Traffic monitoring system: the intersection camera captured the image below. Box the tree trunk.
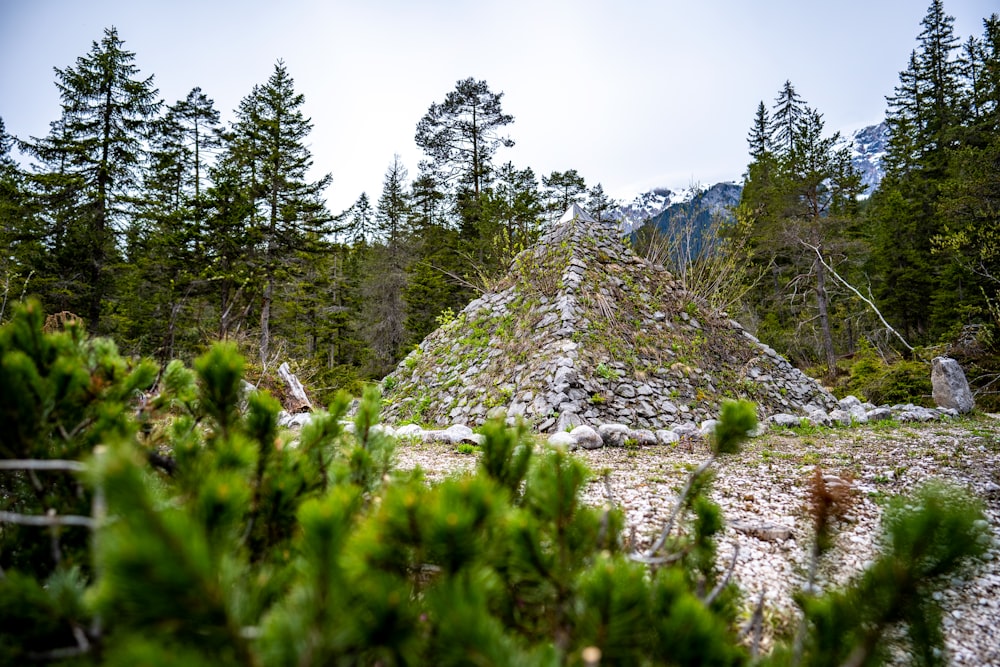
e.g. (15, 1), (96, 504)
(815, 256), (837, 379)
(260, 275), (273, 361)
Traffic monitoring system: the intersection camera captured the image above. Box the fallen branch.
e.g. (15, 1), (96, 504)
(641, 454), (717, 558)
(703, 542), (740, 605)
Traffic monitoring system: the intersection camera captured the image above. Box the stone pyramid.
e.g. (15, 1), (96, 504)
(381, 205), (837, 432)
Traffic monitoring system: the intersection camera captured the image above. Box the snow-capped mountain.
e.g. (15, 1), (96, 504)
(612, 188), (674, 234)
(840, 121), (888, 196)
(611, 122), (888, 234)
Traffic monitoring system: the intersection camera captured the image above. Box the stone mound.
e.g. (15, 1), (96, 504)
(381, 205), (837, 432)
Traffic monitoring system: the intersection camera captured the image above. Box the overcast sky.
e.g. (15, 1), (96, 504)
(1, 1), (996, 213)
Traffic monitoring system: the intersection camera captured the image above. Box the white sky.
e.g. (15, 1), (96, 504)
(1, 1), (996, 213)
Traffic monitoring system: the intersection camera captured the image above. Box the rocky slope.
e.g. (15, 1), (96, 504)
(380, 205), (837, 432)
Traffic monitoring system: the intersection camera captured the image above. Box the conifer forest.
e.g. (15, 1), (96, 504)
(1, 1), (999, 665)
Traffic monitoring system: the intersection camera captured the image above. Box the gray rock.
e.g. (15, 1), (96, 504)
(394, 423), (424, 438)
(807, 410), (832, 427)
(931, 356), (974, 413)
(699, 419), (721, 437)
(445, 424), (482, 444)
(616, 384), (637, 399)
(548, 431), (576, 448)
(730, 520), (794, 542)
(571, 425), (604, 450)
(838, 395), (863, 410)
(865, 407), (894, 422)
(671, 422), (699, 438)
(769, 413), (802, 429)
(655, 429), (680, 446)
(629, 428), (658, 446)
(828, 409), (853, 426)
(597, 423), (631, 447)
(556, 410), (583, 433)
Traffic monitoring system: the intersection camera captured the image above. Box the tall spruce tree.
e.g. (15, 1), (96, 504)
(542, 169), (587, 218)
(0, 118), (41, 320)
(22, 27), (159, 333)
(223, 61), (333, 360)
(740, 84), (863, 374)
(361, 156), (412, 376)
(868, 0), (966, 341)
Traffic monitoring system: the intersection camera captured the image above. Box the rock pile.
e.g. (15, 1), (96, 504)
(380, 204), (838, 432)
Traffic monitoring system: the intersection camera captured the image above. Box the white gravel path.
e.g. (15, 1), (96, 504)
(395, 415), (1000, 665)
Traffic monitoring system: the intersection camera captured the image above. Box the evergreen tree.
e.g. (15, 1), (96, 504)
(0, 314), (989, 666)
(747, 101), (772, 161)
(224, 61), (333, 360)
(362, 157), (413, 376)
(586, 183), (617, 223)
(202, 150), (255, 340)
(936, 14), (1000, 299)
(868, 0), (966, 341)
(21, 27), (160, 333)
(542, 169), (587, 218)
(740, 84), (864, 374)
(0, 118), (42, 320)
(414, 77), (514, 199)
(771, 80), (806, 155)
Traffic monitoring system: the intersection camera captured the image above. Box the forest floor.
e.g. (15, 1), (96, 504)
(394, 414), (1000, 665)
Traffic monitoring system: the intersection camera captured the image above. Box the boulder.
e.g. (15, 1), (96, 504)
(597, 423), (631, 447)
(629, 428), (658, 447)
(655, 429), (680, 446)
(548, 431), (576, 448)
(570, 425), (604, 450)
(931, 356), (974, 413)
(768, 413), (802, 429)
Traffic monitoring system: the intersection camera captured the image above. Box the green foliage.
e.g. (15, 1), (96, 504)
(789, 482), (988, 667)
(842, 346), (933, 406)
(0, 229), (992, 667)
(711, 399), (758, 455)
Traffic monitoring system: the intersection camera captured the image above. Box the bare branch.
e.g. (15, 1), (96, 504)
(0, 460), (87, 472)
(0, 511), (96, 529)
(703, 542), (740, 605)
(800, 240), (914, 352)
(642, 454), (716, 558)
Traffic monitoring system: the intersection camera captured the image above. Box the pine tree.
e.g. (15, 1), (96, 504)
(542, 169), (587, 217)
(21, 27), (160, 334)
(0, 310), (990, 665)
(586, 183), (617, 223)
(361, 157), (413, 376)
(123, 91), (218, 361)
(740, 84), (863, 374)
(414, 78), (514, 199)
(747, 101), (772, 161)
(0, 118), (42, 319)
(771, 80), (805, 156)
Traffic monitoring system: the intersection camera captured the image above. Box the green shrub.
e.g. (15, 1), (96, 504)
(0, 303), (988, 666)
(841, 343), (933, 406)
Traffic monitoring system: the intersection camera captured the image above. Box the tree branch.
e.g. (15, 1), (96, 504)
(799, 240), (914, 352)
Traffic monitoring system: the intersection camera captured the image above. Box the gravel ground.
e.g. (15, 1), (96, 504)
(394, 415), (1000, 665)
